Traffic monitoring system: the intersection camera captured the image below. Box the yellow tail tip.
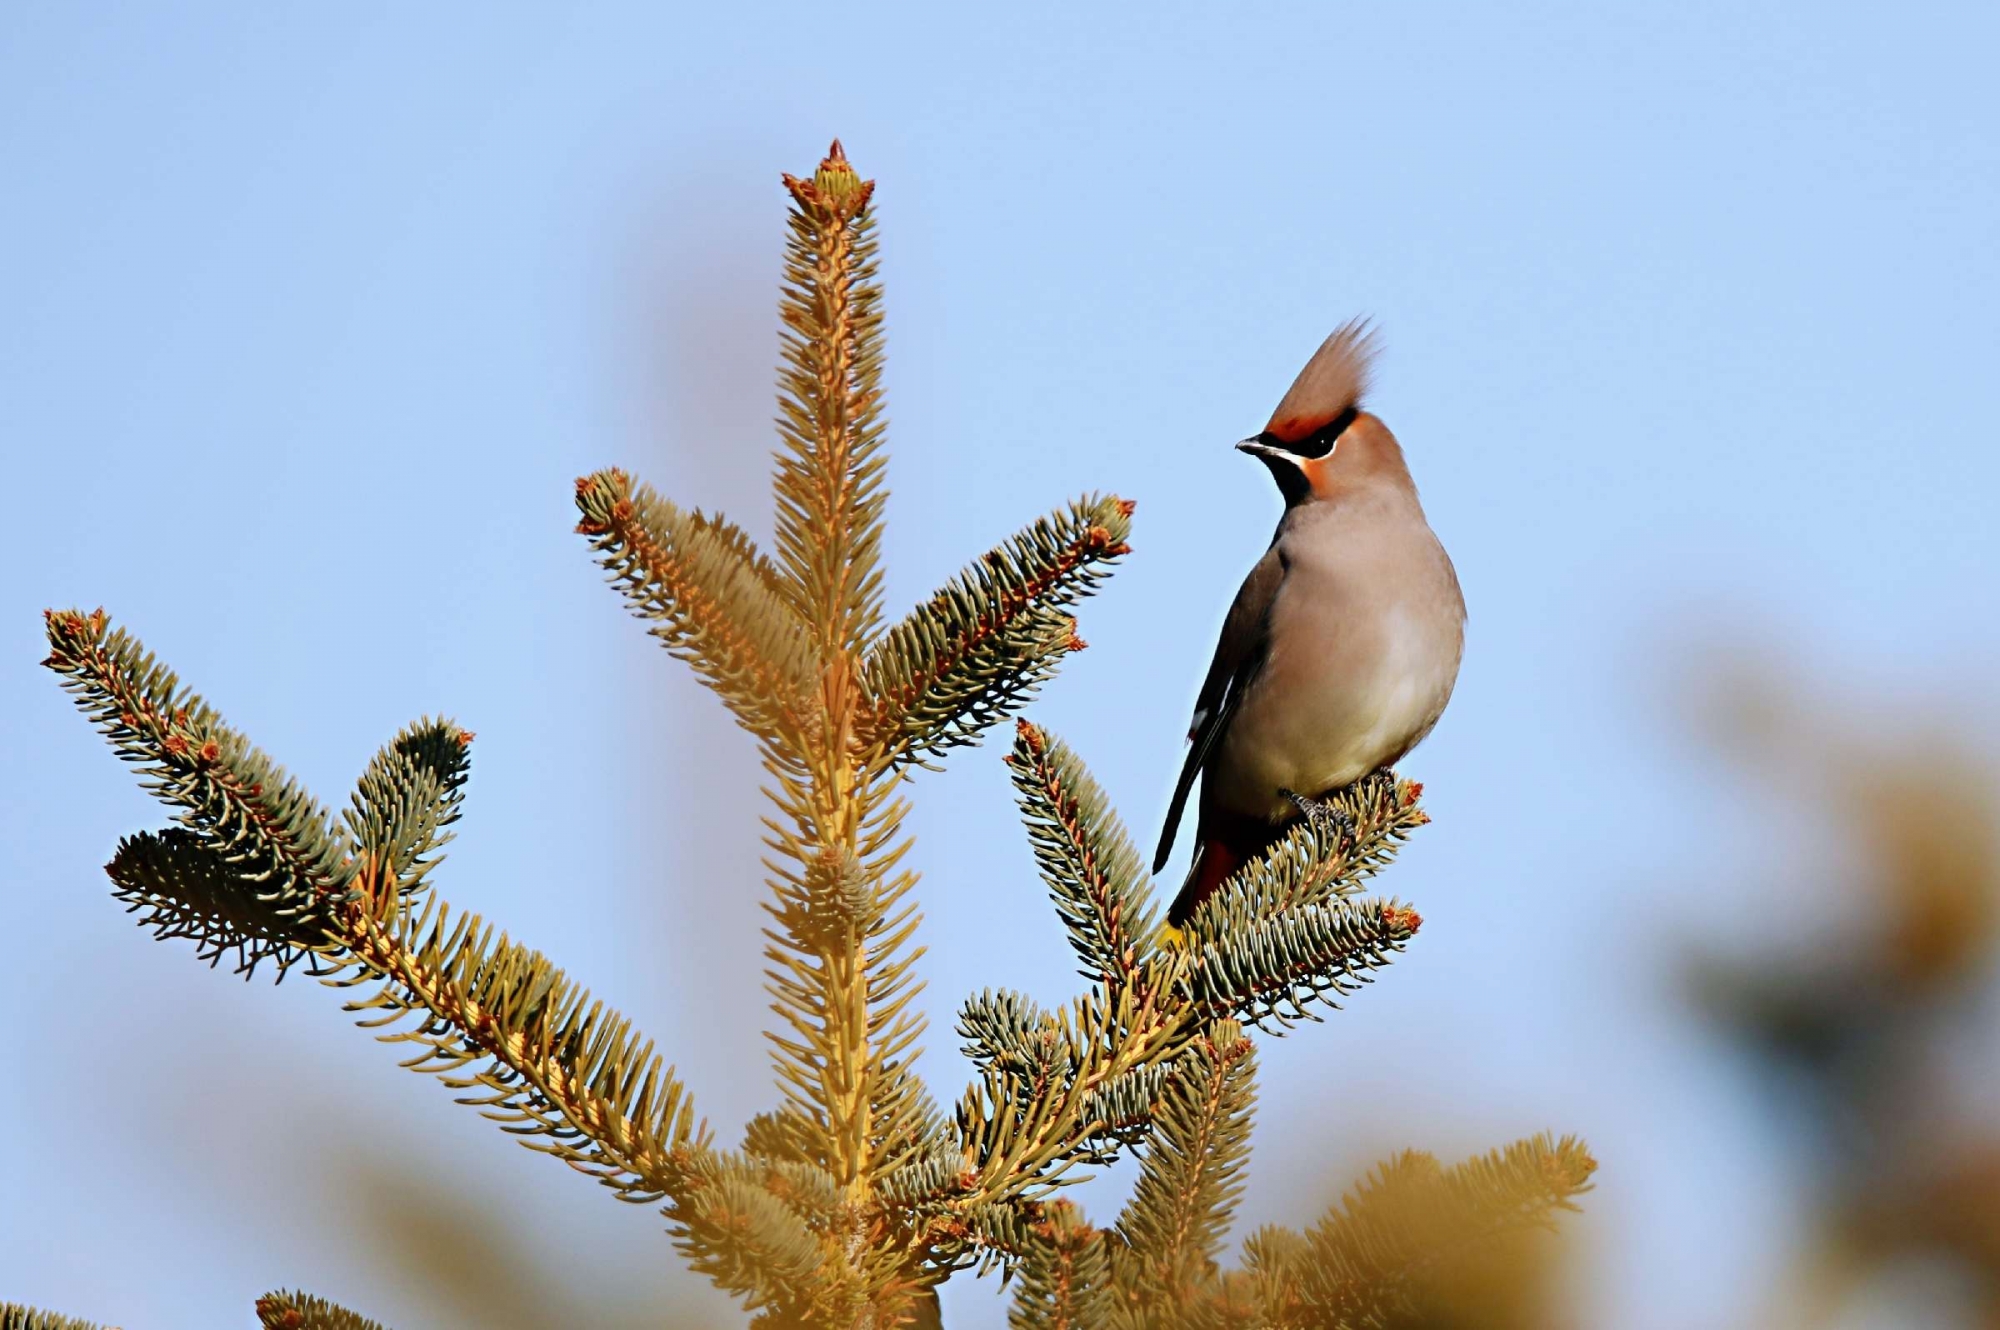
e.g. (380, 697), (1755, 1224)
(1159, 922), (1190, 950)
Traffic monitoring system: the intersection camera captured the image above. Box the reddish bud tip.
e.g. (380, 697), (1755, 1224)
(196, 739), (220, 765)
(163, 734), (189, 757)
(574, 475), (592, 494)
(1381, 903), (1423, 934)
(1403, 781), (1424, 807)
(456, 729), (476, 747)
(785, 144), (874, 217)
(610, 498), (634, 523)
(1115, 497), (1137, 517)
(575, 519), (607, 536)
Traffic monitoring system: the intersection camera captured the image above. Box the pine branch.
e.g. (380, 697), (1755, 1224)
(0, 1304), (101, 1330)
(255, 1290), (393, 1330)
(342, 715), (473, 906)
(44, 608), (350, 920)
(671, 1154), (828, 1313)
(106, 826), (325, 976)
(956, 990), (1171, 1173)
(959, 730), (1416, 1276)
(759, 773), (935, 1193)
(1008, 1201), (1115, 1330)
(958, 987), (1053, 1075)
(953, 969), (1191, 1206)
(1076, 1062), (1177, 1161)
(575, 468), (811, 736)
(1196, 1272), (1270, 1330)
(1188, 898), (1422, 1032)
(865, 498), (1132, 765)
(774, 140), (889, 655)
(1111, 1022), (1258, 1314)
(751, 150), (948, 1325)
(876, 1137), (974, 1215)
(322, 887), (707, 1203)
(1237, 1227), (1314, 1330)
(946, 727), (1192, 1205)
(1004, 721), (1158, 995)
(956, 988), (1080, 1146)
(1181, 778), (1431, 939)
(97, 734), (470, 990)
(46, 613), (704, 1213)
(957, 1199), (1046, 1275)
(1245, 1133), (1598, 1326)
(99, 717), (478, 981)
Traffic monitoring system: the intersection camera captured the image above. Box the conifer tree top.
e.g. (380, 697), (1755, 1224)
(25, 141), (1592, 1329)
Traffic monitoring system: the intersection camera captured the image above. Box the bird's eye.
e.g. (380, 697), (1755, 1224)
(1290, 406), (1359, 460)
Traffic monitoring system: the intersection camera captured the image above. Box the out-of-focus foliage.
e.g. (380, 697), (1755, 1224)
(1688, 657), (2000, 1326)
(312, 1132), (731, 1329)
(254, 1292), (389, 1330)
(1, 1304), (105, 1330)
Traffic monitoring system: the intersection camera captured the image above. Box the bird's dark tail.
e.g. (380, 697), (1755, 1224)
(1165, 812), (1283, 928)
(1167, 837), (1243, 928)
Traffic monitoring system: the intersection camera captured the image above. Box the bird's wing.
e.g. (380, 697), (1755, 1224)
(1153, 546), (1285, 873)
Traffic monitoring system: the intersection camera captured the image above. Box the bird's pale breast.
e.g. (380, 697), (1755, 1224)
(1209, 521), (1464, 823)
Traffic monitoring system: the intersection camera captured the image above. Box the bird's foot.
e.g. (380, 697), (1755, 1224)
(1280, 787), (1356, 844)
(1367, 765), (1400, 811)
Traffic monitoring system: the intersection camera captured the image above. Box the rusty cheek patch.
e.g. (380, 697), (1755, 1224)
(1302, 452), (1343, 498)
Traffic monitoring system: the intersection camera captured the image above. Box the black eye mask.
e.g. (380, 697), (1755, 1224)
(1252, 404), (1359, 461)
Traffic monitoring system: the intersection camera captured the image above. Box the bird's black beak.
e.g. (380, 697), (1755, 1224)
(1236, 433), (1311, 505)
(1235, 435), (1292, 464)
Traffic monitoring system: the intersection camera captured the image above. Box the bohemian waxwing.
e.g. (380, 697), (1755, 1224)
(1154, 320), (1465, 927)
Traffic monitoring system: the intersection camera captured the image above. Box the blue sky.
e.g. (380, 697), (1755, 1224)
(4, 5), (1997, 1327)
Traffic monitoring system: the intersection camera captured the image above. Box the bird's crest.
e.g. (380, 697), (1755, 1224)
(1264, 317), (1380, 444)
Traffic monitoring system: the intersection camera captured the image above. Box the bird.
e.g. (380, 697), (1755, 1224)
(1153, 319), (1465, 931)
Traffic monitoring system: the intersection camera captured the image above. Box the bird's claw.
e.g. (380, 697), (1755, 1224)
(1279, 787), (1357, 844)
